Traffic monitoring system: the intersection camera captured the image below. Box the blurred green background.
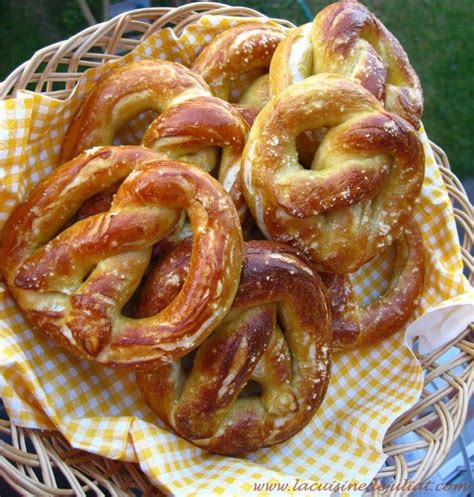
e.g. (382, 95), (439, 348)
(0, 0), (472, 178)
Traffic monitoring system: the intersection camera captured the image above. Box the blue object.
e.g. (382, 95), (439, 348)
(297, 0), (313, 21)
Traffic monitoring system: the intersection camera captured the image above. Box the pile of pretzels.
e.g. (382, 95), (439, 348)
(0, 1), (426, 455)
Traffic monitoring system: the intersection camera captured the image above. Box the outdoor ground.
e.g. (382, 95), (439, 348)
(0, 0), (472, 180)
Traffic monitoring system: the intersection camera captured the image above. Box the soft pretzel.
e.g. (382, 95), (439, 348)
(270, 0), (423, 129)
(242, 73), (424, 273)
(136, 239), (331, 454)
(75, 96), (251, 232)
(320, 219), (424, 350)
(191, 24), (285, 102)
(234, 73), (274, 131)
(238, 73), (270, 111)
(75, 191), (188, 263)
(75, 187), (190, 262)
(0, 146), (243, 369)
(61, 60), (210, 161)
(142, 96), (250, 222)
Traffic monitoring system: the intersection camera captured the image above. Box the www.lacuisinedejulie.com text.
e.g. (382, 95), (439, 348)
(252, 479), (469, 493)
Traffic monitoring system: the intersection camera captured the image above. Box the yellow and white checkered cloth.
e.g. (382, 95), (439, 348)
(0, 16), (473, 497)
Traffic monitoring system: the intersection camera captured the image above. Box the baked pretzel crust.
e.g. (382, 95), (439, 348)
(1, 146), (244, 369)
(61, 60), (210, 162)
(270, 1), (423, 128)
(321, 218), (425, 350)
(136, 240), (331, 454)
(191, 23), (286, 102)
(242, 73), (424, 273)
(143, 95), (249, 222)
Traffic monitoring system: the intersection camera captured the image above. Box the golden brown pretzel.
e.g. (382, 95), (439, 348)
(239, 72), (320, 167)
(191, 23), (286, 102)
(0, 146), (243, 369)
(270, 0), (423, 129)
(242, 73), (425, 273)
(61, 60), (210, 162)
(238, 73), (271, 111)
(74, 189), (189, 262)
(136, 240), (332, 455)
(320, 219), (424, 350)
(142, 95), (250, 222)
(75, 96), (252, 233)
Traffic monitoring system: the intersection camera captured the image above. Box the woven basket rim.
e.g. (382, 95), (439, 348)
(0, 4), (472, 496)
(0, 2), (294, 99)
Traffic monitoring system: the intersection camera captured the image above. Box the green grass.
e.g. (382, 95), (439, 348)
(0, 0), (472, 177)
(225, 0), (474, 178)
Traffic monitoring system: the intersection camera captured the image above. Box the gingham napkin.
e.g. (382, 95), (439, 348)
(0, 15), (473, 497)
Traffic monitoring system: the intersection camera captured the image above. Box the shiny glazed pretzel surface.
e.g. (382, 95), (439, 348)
(242, 73), (425, 273)
(0, 5), (430, 458)
(191, 23), (286, 105)
(142, 95), (250, 222)
(0, 146), (244, 369)
(270, 0), (423, 128)
(62, 60), (252, 225)
(136, 240), (332, 454)
(60, 60), (211, 162)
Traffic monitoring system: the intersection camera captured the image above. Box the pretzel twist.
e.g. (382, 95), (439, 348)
(191, 24), (285, 103)
(142, 96), (250, 222)
(270, 0), (423, 128)
(242, 73), (424, 273)
(62, 60), (253, 226)
(320, 218), (424, 350)
(0, 146), (243, 369)
(136, 240), (331, 454)
(61, 60), (210, 162)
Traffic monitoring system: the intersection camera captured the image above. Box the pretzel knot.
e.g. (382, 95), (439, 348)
(191, 23), (286, 103)
(242, 73), (425, 273)
(61, 60), (210, 162)
(61, 60), (251, 224)
(142, 95), (250, 222)
(0, 146), (243, 369)
(270, 0), (423, 129)
(320, 218), (425, 350)
(136, 240), (332, 455)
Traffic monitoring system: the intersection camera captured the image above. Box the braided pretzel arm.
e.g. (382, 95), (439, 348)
(270, 1), (423, 129)
(191, 24), (285, 103)
(242, 74), (424, 273)
(142, 96), (250, 222)
(1, 146), (243, 369)
(136, 240), (331, 455)
(61, 60), (211, 162)
(74, 182), (189, 263)
(321, 218), (424, 350)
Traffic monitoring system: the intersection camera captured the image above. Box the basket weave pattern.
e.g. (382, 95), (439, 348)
(0, 4), (472, 495)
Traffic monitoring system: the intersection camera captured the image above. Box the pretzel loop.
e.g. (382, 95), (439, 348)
(1, 146), (244, 369)
(242, 74), (424, 273)
(321, 218), (425, 350)
(270, 0), (423, 128)
(143, 96), (249, 221)
(191, 23), (286, 103)
(136, 240), (331, 454)
(61, 60), (211, 162)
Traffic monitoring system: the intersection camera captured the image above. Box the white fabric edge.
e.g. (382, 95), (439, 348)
(405, 301), (474, 354)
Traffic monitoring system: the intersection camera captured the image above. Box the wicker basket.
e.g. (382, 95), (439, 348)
(0, 3), (472, 496)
